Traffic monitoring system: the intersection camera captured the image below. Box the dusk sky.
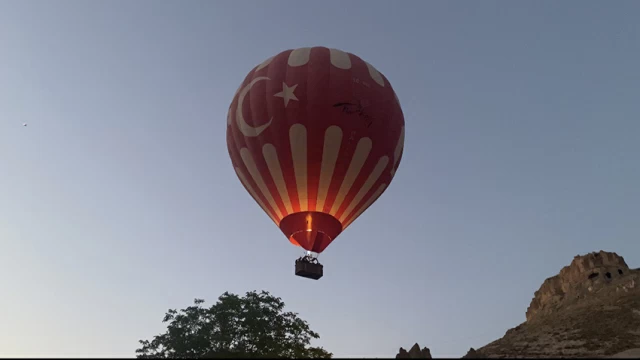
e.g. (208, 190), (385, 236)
(1, 1), (639, 358)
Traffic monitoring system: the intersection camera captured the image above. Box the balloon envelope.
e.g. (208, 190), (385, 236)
(226, 46), (405, 254)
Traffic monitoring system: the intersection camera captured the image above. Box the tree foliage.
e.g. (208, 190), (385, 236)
(136, 290), (332, 359)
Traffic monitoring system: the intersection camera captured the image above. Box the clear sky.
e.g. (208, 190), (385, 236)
(1, 0), (639, 358)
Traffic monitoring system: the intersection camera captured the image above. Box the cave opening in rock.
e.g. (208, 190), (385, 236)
(618, 269), (623, 275)
(605, 272), (612, 279)
(588, 272), (599, 279)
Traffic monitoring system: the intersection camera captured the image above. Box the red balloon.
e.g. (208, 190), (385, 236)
(226, 47), (405, 254)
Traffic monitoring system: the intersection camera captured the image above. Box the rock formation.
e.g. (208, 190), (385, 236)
(392, 251), (639, 358)
(396, 343), (432, 359)
(475, 250), (640, 358)
(526, 251), (631, 321)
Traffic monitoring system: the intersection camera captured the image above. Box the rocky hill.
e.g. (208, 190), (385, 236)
(470, 250), (640, 358)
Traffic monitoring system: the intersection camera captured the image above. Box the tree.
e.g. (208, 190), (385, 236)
(136, 290), (332, 359)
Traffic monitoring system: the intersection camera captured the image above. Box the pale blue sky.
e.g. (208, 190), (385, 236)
(1, 0), (639, 358)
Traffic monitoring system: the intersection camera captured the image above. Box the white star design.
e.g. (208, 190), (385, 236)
(274, 82), (299, 107)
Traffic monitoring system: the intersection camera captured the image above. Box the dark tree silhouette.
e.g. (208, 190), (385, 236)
(136, 290), (332, 359)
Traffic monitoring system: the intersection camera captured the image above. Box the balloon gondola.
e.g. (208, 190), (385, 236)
(295, 253), (323, 280)
(226, 46), (405, 280)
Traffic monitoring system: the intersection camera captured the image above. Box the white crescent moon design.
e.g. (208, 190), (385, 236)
(236, 76), (273, 137)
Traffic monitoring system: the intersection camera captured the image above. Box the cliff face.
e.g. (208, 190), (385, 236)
(475, 250), (640, 358)
(526, 251), (632, 322)
(394, 251), (639, 358)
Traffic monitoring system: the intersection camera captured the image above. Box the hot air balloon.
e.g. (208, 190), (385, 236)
(226, 47), (405, 280)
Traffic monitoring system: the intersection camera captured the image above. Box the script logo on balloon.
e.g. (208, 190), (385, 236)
(332, 100), (374, 128)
